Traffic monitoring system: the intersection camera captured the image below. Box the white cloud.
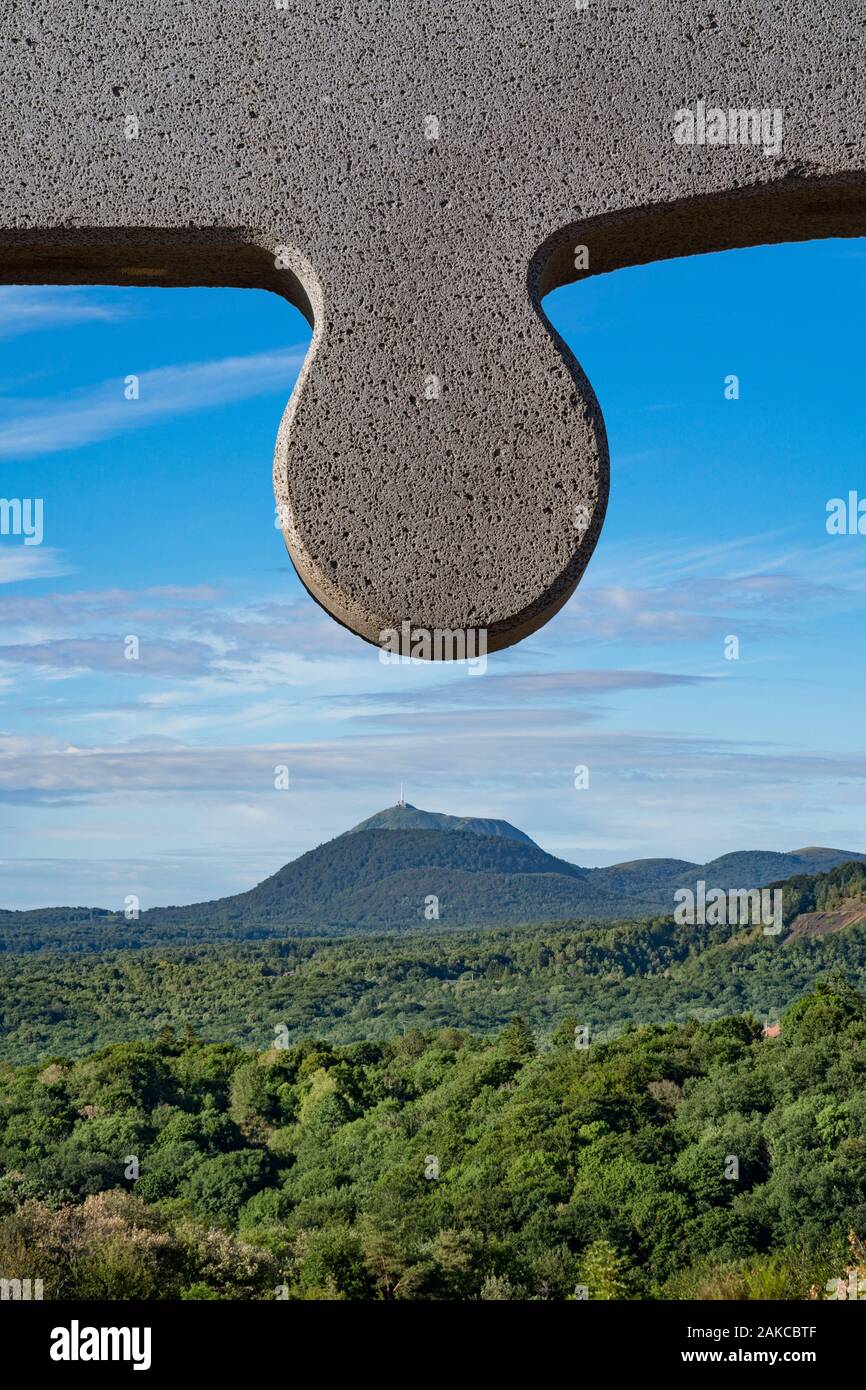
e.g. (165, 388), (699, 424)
(543, 531), (866, 646)
(0, 635), (217, 677)
(0, 348), (307, 459)
(0, 287), (125, 339)
(0, 546), (73, 584)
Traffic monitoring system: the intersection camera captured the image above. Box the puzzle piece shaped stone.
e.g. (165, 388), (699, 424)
(2, 2), (864, 653)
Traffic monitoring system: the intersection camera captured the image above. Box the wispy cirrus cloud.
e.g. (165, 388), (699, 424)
(0, 287), (125, 339)
(0, 635), (217, 678)
(0, 348), (307, 459)
(326, 668), (706, 717)
(547, 532), (866, 646)
(3, 723), (863, 803)
(0, 546), (73, 584)
(0, 585), (220, 625)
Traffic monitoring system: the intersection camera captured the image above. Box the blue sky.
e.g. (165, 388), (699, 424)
(2, 239), (865, 909)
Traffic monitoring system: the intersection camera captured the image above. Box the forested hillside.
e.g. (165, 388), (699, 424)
(4, 860), (866, 1065)
(1, 982), (863, 1300)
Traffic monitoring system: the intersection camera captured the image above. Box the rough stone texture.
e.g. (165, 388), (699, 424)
(1, 2), (864, 653)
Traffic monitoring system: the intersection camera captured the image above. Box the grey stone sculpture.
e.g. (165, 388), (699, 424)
(2, 2), (863, 652)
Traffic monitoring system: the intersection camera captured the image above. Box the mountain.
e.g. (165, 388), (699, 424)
(585, 846), (866, 907)
(0, 825), (594, 951)
(2, 801), (865, 953)
(347, 802), (536, 845)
